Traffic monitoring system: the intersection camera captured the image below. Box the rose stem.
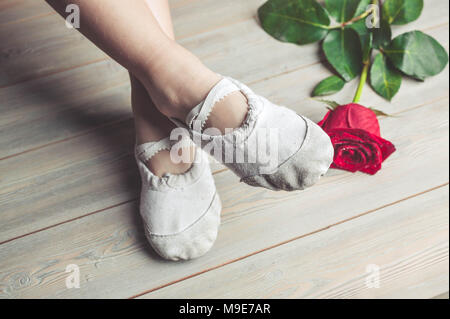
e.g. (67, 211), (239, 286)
(353, 0), (378, 104)
(353, 62), (369, 104)
(329, 0), (378, 30)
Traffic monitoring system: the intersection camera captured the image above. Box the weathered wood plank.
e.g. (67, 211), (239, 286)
(0, 0), (54, 26)
(0, 0), (256, 29)
(1, 14), (447, 159)
(0, 99), (447, 298)
(1, 20), (448, 159)
(0, 59), (128, 128)
(0, 0), (261, 87)
(0, 14), (108, 87)
(0, 48), (448, 243)
(0, 0), (448, 299)
(0, 60), (131, 159)
(0, 0), (233, 26)
(0, 0), (446, 87)
(144, 186), (449, 299)
(3, 17), (448, 160)
(433, 292), (449, 299)
(182, 0), (448, 83)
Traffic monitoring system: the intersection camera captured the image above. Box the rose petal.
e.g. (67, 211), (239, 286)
(334, 145), (367, 172)
(318, 104), (381, 136)
(347, 104), (381, 136)
(325, 128), (396, 175)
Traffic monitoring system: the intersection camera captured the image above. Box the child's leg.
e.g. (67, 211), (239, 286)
(45, 0), (333, 191)
(131, 0), (193, 177)
(45, 0), (249, 129)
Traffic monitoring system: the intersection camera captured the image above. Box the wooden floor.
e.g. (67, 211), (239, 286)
(0, 0), (448, 299)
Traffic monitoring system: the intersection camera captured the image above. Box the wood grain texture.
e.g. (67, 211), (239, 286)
(0, 0), (261, 31)
(1, 10), (447, 159)
(1, 10), (448, 158)
(0, 60), (131, 159)
(0, 0), (55, 26)
(433, 292), (449, 299)
(0, 31), (448, 243)
(0, 0), (448, 299)
(144, 186), (449, 299)
(0, 99), (447, 298)
(0, 0), (261, 87)
(0, 0), (199, 25)
(0, 56), (448, 243)
(0, 0), (446, 88)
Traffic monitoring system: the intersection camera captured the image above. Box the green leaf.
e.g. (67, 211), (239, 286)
(372, 13), (392, 49)
(384, 31), (449, 80)
(362, 32), (373, 62)
(347, 19), (370, 54)
(382, 0), (424, 25)
(354, 0), (371, 16)
(258, 0), (330, 45)
(323, 28), (363, 81)
(370, 53), (402, 100)
(325, 0), (361, 23)
(313, 98), (341, 110)
(347, 17), (367, 36)
(312, 75), (346, 96)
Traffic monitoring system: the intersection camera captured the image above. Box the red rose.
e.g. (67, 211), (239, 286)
(318, 103), (396, 175)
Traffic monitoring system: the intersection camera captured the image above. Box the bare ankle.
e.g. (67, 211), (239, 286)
(146, 148), (195, 177)
(139, 42), (222, 120)
(204, 91), (249, 135)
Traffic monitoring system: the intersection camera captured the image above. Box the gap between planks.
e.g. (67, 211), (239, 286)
(129, 182), (449, 298)
(1, 21), (445, 90)
(0, 0), (447, 299)
(0, 91), (447, 245)
(0, 21), (447, 161)
(0, 2), (446, 90)
(0, 1), (447, 280)
(1, 98), (447, 298)
(0, 2), (447, 161)
(0, 9), (252, 89)
(0, 0), (201, 27)
(0, 166), (228, 246)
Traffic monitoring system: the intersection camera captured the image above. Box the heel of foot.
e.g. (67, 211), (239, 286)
(185, 78), (248, 134)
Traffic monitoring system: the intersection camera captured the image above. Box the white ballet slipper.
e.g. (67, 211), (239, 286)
(173, 76), (334, 191)
(135, 137), (221, 261)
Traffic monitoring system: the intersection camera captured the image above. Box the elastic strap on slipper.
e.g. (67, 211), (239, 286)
(135, 137), (172, 163)
(185, 77), (241, 131)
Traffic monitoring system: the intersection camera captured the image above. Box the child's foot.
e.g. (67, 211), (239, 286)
(136, 43), (332, 191)
(173, 77), (334, 192)
(135, 137), (221, 261)
(137, 40), (251, 133)
(143, 148), (194, 177)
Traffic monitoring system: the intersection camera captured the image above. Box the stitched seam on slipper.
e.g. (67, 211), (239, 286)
(137, 147), (207, 191)
(139, 158), (207, 191)
(135, 138), (172, 162)
(194, 94), (262, 145)
(197, 90), (244, 131)
(239, 114), (311, 181)
(146, 191), (219, 237)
